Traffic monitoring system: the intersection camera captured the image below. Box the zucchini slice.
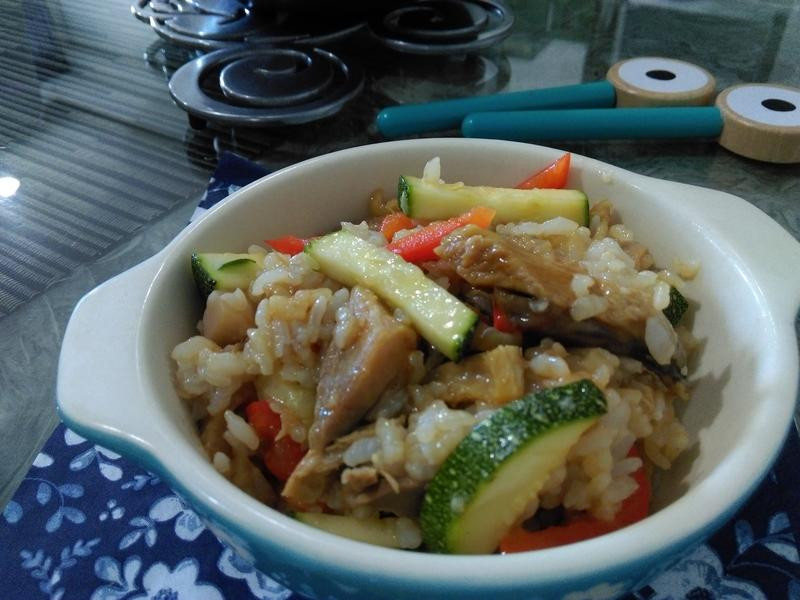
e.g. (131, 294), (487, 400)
(305, 231), (477, 361)
(399, 175), (589, 226)
(420, 379), (606, 554)
(663, 286), (688, 326)
(191, 252), (264, 297)
(295, 513), (420, 549)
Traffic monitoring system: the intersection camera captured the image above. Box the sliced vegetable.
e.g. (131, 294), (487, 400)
(420, 380), (607, 554)
(255, 377), (316, 431)
(265, 235), (308, 255)
(398, 175), (589, 225)
(245, 400), (282, 442)
(305, 231), (478, 361)
(499, 515), (611, 552)
(295, 513), (420, 549)
(516, 153), (571, 189)
(387, 206), (495, 263)
(491, 302), (518, 334)
(379, 212), (416, 241)
(263, 436), (306, 481)
(663, 286), (688, 326)
(191, 252), (265, 297)
(499, 446), (651, 553)
(246, 399), (306, 481)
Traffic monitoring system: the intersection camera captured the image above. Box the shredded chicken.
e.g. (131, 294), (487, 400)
(283, 425), (377, 508)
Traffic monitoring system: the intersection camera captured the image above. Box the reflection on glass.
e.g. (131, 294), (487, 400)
(0, 176), (20, 198)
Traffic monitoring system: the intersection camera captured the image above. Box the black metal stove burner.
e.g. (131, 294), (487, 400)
(168, 45), (364, 128)
(132, 0), (249, 24)
(133, 0), (365, 50)
(369, 0), (513, 55)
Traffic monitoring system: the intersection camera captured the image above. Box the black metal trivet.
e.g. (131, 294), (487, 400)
(168, 44), (364, 128)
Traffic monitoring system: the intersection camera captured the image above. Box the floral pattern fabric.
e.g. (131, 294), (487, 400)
(2, 423), (798, 599)
(3, 154), (798, 599)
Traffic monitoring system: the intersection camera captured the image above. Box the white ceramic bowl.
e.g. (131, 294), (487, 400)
(57, 139), (800, 600)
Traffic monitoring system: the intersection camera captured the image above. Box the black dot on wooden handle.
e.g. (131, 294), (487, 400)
(761, 98), (796, 112)
(645, 69), (676, 81)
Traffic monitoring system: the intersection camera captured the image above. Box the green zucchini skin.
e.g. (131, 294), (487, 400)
(420, 379), (607, 554)
(398, 175), (590, 226)
(663, 286), (688, 326)
(398, 175), (414, 215)
(190, 252), (264, 297)
(305, 231), (477, 361)
(295, 513), (419, 549)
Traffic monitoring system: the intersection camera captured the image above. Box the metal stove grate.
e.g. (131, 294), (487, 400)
(369, 0), (514, 55)
(133, 0), (514, 126)
(133, 0), (366, 50)
(169, 45), (364, 128)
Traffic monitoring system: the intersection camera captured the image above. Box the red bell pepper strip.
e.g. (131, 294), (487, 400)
(245, 400), (282, 443)
(380, 212), (416, 242)
(387, 206), (496, 263)
(516, 153), (571, 190)
(492, 302), (519, 334)
(246, 400), (307, 480)
(265, 235), (308, 255)
(264, 436), (307, 481)
(499, 446), (650, 553)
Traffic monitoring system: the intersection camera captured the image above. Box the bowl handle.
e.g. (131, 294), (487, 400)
(646, 177), (800, 322)
(57, 254), (163, 453)
(736, 217), (800, 321)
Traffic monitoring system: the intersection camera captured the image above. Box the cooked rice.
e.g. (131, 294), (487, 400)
(224, 410), (259, 451)
(173, 194), (696, 550)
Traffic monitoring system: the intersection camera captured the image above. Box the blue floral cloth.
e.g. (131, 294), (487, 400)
(2, 153), (799, 599)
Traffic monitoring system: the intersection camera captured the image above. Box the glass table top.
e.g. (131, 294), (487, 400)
(1, 0), (799, 507)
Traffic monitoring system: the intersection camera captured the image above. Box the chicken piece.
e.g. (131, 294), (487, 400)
(200, 288), (255, 346)
(350, 476), (422, 507)
(341, 466), (379, 495)
(283, 424), (376, 508)
(308, 286), (417, 451)
(423, 345), (525, 407)
(437, 225), (654, 345)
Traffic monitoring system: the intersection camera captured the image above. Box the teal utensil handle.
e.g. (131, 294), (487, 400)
(462, 107), (724, 141)
(376, 80), (616, 138)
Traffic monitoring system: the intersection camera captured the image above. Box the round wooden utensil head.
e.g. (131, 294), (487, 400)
(716, 84), (800, 163)
(607, 57), (716, 108)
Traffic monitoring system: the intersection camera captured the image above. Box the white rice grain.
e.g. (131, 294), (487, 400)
(571, 274), (595, 297)
(422, 156), (442, 182)
(609, 224), (634, 242)
(531, 353), (571, 378)
(645, 314), (678, 365)
(207, 385), (238, 415)
(652, 282), (671, 311)
(394, 517), (422, 549)
(570, 294), (609, 321)
(341, 221), (386, 246)
(202, 351), (248, 388)
(224, 410), (260, 451)
(343, 437), (380, 467)
(213, 451), (231, 474)
(498, 216), (580, 237)
(672, 258), (700, 280)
